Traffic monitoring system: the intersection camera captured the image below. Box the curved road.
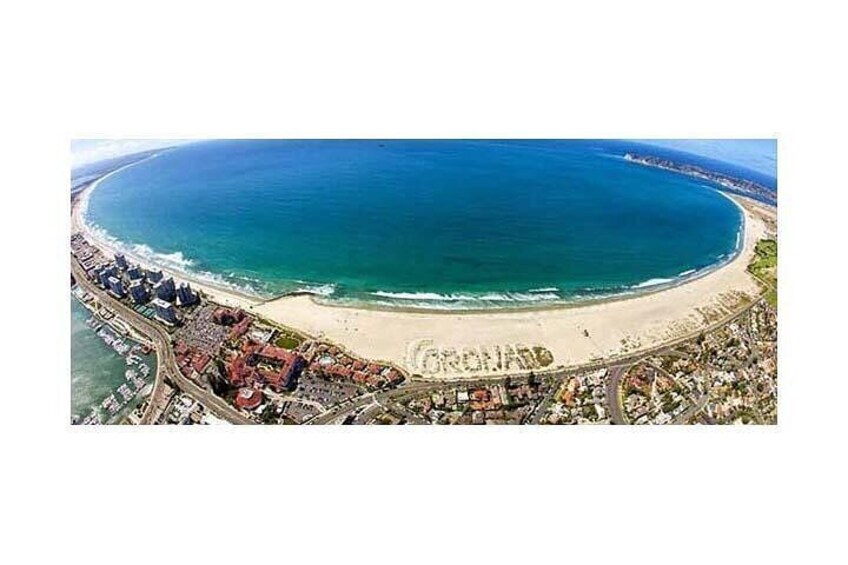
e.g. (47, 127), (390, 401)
(72, 258), (253, 425)
(73, 249), (767, 426)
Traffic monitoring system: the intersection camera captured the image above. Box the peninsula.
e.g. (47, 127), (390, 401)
(624, 152), (777, 204)
(71, 143), (778, 425)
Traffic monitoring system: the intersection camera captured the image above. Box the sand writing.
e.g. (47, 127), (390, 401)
(406, 338), (554, 376)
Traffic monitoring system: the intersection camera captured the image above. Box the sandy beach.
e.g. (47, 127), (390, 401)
(254, 194), (775, 379)
(74, 173), (775, 380)
(72, 169), (261, 311)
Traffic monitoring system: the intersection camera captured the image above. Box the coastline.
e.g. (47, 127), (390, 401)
(70, 292), (157, 424)
(252, 193), (773, 378)
(76, 162), (749, 315)
(308, 192), (747, 316)
(73, 171), (262, 311)
(622, 152), (777, 205)
(74, 167), (775, 379)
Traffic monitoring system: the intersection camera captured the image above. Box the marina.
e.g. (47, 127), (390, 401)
(71, 291), (157, 424)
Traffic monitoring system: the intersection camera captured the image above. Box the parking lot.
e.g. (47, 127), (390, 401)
(294, 372), (363, 407)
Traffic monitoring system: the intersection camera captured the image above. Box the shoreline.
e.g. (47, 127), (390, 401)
(75, 162), (750, 315)
(306, 192), (747, 315)
(73, 169), (262, 311)
(73, 165), (775, 379)
(252, 193), (773, 378)
(70, 292), (156, 425)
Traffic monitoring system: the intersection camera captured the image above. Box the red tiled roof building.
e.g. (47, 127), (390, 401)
(227, 343), (303, 392)
(234, 388), (263, 410)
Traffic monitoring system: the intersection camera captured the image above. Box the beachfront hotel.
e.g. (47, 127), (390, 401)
(70, 139), (777, 427)
(152, 297), (178, 325)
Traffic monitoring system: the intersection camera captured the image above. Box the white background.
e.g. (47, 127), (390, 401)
(1, 1), (846, 564)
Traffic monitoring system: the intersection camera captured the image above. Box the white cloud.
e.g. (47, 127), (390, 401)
(70, 139), (196, 168)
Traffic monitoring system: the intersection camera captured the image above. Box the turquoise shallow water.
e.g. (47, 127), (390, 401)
(85, 140), (745, 309)
(71, 296), (156, 422)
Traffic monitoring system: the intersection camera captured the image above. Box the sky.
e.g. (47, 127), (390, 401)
(637, 139), (777, 179)
(71, 138), (777, 179)
(70, 139), (194, 168)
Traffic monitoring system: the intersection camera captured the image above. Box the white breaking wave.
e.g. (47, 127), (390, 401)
(631, 277), (675, 289)
(129, 243), (195, 270)
(478, 292), (560, 302)
(529, 287), (559, 293)
(370, 291), (474, 301)
(370, 300), (459, 311)
(678, 269), (697, 277)
(369, 290), (561, 303)
(83, 223), (267, 298)
(296, 283), (337, 297)
(190, 269), (267, 297)
(73, 152), (265, 296)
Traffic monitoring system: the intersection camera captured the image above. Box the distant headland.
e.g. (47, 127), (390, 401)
(624, 152), (776, 205)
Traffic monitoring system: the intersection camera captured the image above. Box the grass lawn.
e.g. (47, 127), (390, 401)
(749, 238), (777, 307)
(275, 333), (302, 349)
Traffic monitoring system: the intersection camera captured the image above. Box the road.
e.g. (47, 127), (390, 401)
(415, 289), (767, 389)
(72, 258), (254, 425)
(73, 248), (767, 426)
(605, 366), (629, 425)
(306, 382), (444, 424)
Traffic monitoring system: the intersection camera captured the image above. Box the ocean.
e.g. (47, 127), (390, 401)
(83, 139), (749, 309)
(71, 295), (157, 423)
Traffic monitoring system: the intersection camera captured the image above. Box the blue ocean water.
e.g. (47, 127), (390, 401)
(85, 140), (746, 309)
